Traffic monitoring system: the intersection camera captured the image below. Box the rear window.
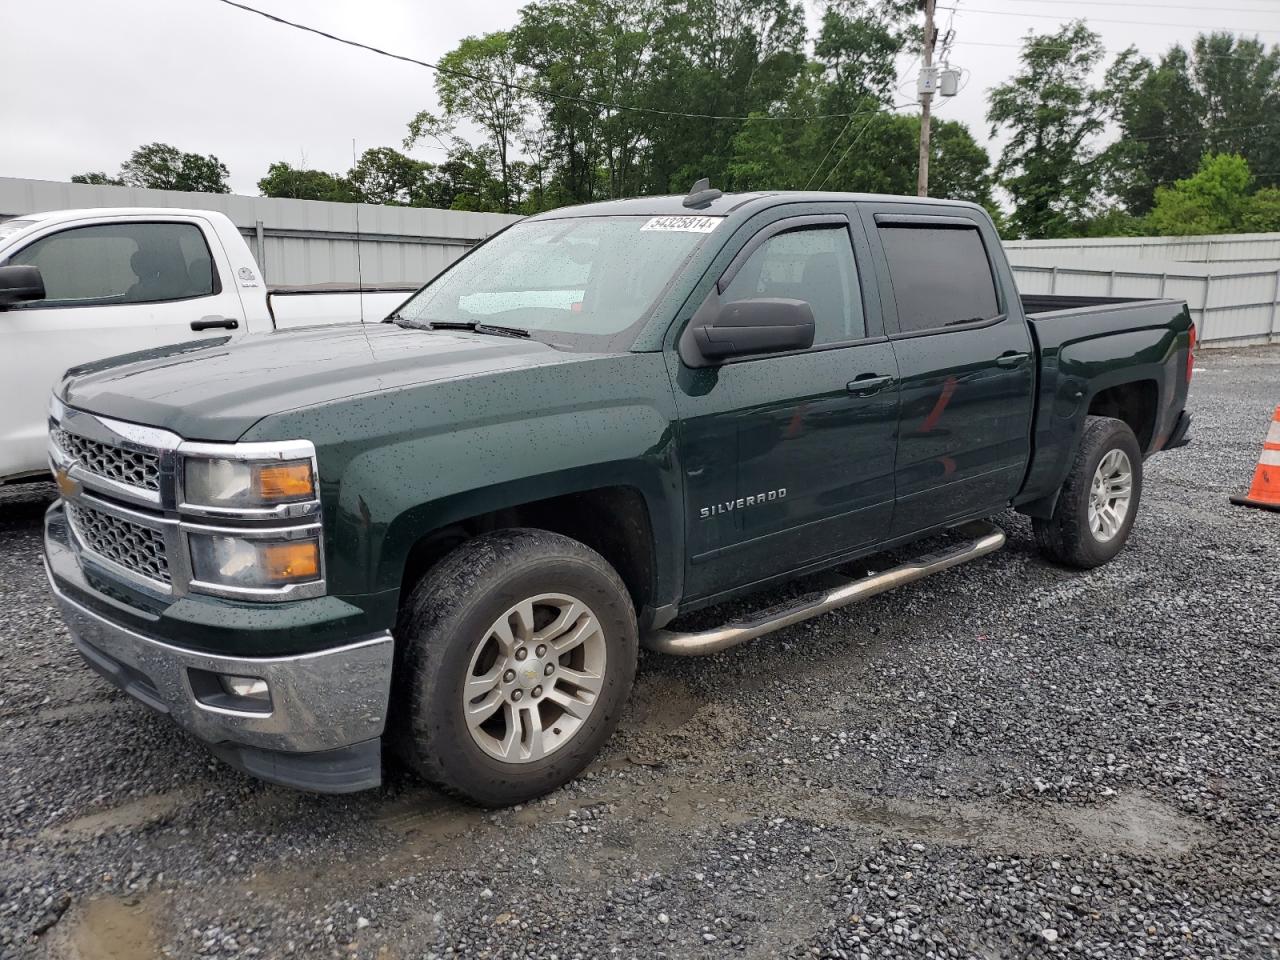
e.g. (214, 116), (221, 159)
(878, 224), (1000, 334)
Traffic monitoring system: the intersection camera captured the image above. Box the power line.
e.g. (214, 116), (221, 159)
(211, 0), (897, 123)
(980, 0), (1279, 12)
(818, 113), (888, 190)
(953, 38), (1272, 61)
(941, 5), (1280, 34)
(805, 114), (860, 189)
(1128, 122), (1280, 143)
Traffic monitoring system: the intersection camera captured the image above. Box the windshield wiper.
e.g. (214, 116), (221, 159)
(385, 312), (429, 329)
(428, 320), (531, 339)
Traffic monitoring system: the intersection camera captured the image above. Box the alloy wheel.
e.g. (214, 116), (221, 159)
(1088, 448), (1133, 543)
(461, 593), (607, 763)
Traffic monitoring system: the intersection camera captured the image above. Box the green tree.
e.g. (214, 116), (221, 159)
(424, 31), (528, 212)
(644, 0), (808, 193)
(346, 147), (433, 206)
(118, 143), (231, 193)
(1101, 45), (1206, 215)
(1148, 152), (1253, 235)
(514, 0), (666, 204)
(987, 23), (1109, 239)
(1077, 207), (1146, 238)
(1193, 33), (1280, 167)
(814, 0), (917, 111)
(70, 171), (125, 185)
(1242, 186), (1280, 232)
(258, 162), (360, 202)
(1103, 35), (1280, 216)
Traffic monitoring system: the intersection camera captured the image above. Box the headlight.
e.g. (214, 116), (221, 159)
(184, 457), (315, 509)
(188, 532), (322, 591)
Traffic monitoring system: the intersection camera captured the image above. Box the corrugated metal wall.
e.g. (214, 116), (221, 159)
(1005, 233), (1280, 265)
(1006, 254), (1280, 346)
(0, 177), (522, 286)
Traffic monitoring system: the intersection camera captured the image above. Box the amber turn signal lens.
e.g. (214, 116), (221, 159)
(256, 462), (314, 500)
(261, 541), (320, 581)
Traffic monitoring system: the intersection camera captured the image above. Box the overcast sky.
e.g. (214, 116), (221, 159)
(3, 0), (1277, 196)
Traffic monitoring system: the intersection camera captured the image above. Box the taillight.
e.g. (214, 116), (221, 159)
(1186, 324), (1196, 384)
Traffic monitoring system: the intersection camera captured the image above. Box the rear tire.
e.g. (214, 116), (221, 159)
(394, 528), (637, 807)
(1033, 415), (1143, 569)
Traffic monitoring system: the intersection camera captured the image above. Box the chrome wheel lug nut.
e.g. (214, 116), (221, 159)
(503, 669), (516, 683)
(532, 685), (543, 697)
(515, 647), (528, 661)
(512, 689), (523, 702)
(544, 663), (555, 676)
(536, 644), (547, 657)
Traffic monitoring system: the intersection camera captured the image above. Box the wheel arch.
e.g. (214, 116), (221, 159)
(382, 472), (675, 630)
(1086, 379), (1159, 452)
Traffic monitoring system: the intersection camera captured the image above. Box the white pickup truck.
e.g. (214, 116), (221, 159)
(0, 208), (418, 484)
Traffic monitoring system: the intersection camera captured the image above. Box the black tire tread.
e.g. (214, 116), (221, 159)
(1033, 415), (1143, 569)
(393, 528), (636, 806)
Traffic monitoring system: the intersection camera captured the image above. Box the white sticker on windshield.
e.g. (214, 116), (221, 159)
(641, 215), (721, 233)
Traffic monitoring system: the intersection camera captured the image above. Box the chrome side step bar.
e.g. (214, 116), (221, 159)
(643, 521), (1006, 657)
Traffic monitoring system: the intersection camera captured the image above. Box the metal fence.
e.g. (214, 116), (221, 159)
(1005, 233), (1280, 265)
(0, 177), (522, 286)
(1006, 253), (1280, 346)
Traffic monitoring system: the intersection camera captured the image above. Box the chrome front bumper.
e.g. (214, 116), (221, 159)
(46, 569), (394, 790)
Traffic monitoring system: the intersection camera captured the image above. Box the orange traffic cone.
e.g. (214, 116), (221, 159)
(1230, 405), (1280, 512)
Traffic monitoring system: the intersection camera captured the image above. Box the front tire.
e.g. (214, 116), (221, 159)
(395, 529), (638, 806)
(1033, 415), (1143, 569)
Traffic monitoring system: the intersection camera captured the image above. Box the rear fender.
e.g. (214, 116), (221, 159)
(1017, 320), (1187, 510)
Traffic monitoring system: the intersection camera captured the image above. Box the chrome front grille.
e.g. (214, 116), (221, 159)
(49, 396), (325, 602)
(52, 427), (161, 492)
(66, 502), (171, 585)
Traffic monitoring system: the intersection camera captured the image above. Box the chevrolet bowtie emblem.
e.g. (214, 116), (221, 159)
(54, 467), (82, 500)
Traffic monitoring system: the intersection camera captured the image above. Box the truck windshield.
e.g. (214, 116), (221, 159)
(394, 215), (720, 349)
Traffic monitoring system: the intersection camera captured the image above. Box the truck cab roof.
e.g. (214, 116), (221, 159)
(3, 207), (237, 227)
(527, 190), (986, 222)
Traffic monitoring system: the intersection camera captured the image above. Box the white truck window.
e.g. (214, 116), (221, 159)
(8, 221), (218, 307)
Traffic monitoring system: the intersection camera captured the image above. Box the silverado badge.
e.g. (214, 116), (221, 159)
(700, 488), (787, 519)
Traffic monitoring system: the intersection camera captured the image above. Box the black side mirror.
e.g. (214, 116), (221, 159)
(0, 265), (45, 308)
(681, 296), (815, 366)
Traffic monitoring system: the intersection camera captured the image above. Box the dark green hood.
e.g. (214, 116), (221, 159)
(60, 323), (577, 442)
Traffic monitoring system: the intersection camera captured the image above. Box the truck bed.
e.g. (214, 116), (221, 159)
(1020, 293), (1166, 317)
(266, 282), (419, 327)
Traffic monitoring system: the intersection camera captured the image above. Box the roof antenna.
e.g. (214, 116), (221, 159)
(683, 178), (722, 209)
(352, 138), (365, 324)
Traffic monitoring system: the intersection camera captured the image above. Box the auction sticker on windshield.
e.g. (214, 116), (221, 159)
(641, 215), (722, 233)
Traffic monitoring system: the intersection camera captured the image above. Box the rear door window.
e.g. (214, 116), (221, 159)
(7, 221), (218, 307)
(877, 224), (1000, 334)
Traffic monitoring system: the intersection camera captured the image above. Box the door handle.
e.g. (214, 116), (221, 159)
(191, 316), (239, 331)
(847, 374), (894, 396)
(996, 351), (1030, 368)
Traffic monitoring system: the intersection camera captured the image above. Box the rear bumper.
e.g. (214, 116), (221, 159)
(45, 564), (393, 793)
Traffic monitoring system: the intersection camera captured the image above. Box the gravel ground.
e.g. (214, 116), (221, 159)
(1, 347), (1277, 960)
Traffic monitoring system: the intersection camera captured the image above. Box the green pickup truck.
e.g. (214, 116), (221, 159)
(42, 188), (1193, 805)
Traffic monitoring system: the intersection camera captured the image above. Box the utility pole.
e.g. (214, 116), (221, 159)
(917, 0), (936, 197)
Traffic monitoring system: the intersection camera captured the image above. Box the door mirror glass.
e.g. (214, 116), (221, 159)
(685, 296), (815, 364)
(0, 265), (46, 309)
